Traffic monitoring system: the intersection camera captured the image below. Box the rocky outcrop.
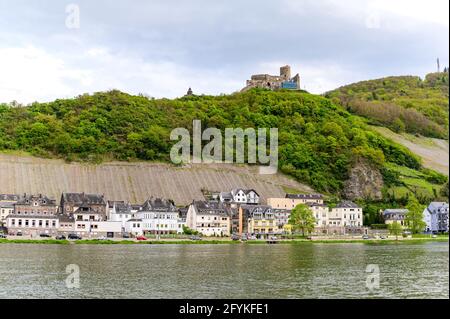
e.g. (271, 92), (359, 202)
(343, 159), (384, 200)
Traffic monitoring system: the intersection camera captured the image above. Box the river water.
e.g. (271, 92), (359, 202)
(0, 242), (448, 299)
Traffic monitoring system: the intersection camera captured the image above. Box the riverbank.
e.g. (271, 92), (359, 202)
(1, 237), (448, 245)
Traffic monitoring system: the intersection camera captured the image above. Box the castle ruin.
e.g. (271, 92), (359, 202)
(242, 65), (300, 91)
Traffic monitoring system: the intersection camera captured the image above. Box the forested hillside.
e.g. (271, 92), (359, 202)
(325, 72), (449, 139)
(0, 88), (447, 207)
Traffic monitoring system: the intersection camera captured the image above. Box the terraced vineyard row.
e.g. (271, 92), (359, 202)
(0, 154), (312, 205)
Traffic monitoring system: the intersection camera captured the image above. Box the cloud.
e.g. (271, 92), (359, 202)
(0, 0), (448, 103)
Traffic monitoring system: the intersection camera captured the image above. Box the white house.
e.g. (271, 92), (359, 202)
(186, 201), (231, 237)
(125, 219), (143, 236)
(135, 197), (179, 235)
(73, 207), (121, 238)
(383, 209), (409, 227)
(0, 194), (19, 226)
(308, 203), (329, 228)
(219, 188), (260, 205)
(423, 202), (449, 233)
(330, 201), (363, 227)
(108, 201), (135, 231)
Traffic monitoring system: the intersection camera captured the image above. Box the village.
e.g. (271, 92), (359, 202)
(0, 189), (448, 242)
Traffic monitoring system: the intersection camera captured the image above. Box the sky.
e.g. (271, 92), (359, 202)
(0, 0), (448, 104)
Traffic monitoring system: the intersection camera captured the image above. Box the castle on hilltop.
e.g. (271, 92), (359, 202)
(242, 65), (300, 92)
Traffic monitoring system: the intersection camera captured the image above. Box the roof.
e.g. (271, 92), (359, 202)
(58, 214), (75, 223)
(62, 193), (106, 206)
(383, 209), (409, 215)
(306, 203), (328, 208)
(240, 204), (273, 217)
(73, 207), (104, 214)
(427, 202), (449, 213)
(111, 202), (132, 214)
(0, 194), (20, 201)
(141, 197), (176, 212)
(335, 201), (360, 208)
(107, 200), (125, 208)
(285, 193), (323, 200)
(219, 192), (233, 199)
(127, 218), (142, 222)
(16, 194), (56, 206)
(231, 188), (259, 196)
(178, 207), (188, 218)
(192, 201), (230, 216)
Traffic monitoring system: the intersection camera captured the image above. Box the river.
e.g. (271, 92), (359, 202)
(0, 242), (448, 299)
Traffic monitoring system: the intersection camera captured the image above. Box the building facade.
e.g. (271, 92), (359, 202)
(6, 194), (59, 236)
(383, 209), (409, 227)
(267, 193), (324, 210)
(186, 201), (231, 237)
(60, 192), (107, 217)
(73, 207), (121, 238)
(0, 194), (19, 226)
(423, 202), (449, 233)
(237, 205), (277, 238)
(219, 188), (260, 205)
(135, 197), (179, 235)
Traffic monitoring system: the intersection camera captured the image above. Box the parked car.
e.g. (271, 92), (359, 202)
(380, 236), (387, 240)
(122, 233), (130, 238)
(55, 235), (66, 240)
(362, 235), (369, 240)
(16, 231), (23, 236)
(97, 236), (107, 240)
(231, 234), (240, 241)
(68, 233), (82, 240)
(136, 235), (147, 241)
(240, 235), (248, 241)
(39, 233), (51, 238)
(0, 234), (7, 239)
(190, 235), (202, 241)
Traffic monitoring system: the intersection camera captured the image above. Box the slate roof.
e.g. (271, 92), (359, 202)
(73, 206), (104, 215)
(62, 192), (106, 206)
(427, 202), (449, 214)
(141, 197), (176, 212)
(285, 193), (324, 200)
(192, 201), (231, 216)
(58, 214), (75, 223)
(335, 201), (360, 208)
(16, 194), (56, 206)
(111, 202), (132, 214)
(240, 204), (273, 218)
(383, 209), (409, 215)
(0, 194), (20, 201)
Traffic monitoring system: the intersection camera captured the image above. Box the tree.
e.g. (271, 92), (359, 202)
(288, 204), (316, 236)
(405, 197), (426, 234)
(388, 221), (403, 240)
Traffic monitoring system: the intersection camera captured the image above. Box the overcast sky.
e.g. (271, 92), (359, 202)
(0, 0), (448, 103)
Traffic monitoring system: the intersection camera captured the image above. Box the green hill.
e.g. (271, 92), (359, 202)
(325, 72), (449, 139)
(0, 88), (447, 206)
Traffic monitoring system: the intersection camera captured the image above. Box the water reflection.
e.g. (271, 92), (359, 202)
(0, 243), (447, 299)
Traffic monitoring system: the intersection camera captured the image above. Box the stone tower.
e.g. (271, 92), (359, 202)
(280, 65), (291, 80)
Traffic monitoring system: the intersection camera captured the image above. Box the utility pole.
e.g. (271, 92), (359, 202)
(437, 58), (440, 73)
